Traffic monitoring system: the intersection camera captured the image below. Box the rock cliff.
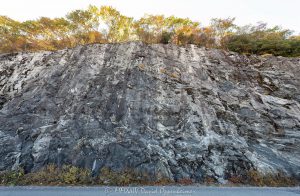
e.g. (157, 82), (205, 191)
(0, 42), (299, 183)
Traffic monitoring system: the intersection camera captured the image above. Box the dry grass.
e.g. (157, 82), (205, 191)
(0, 166), (298, 186)
(0, 165), (92, 186)
(0, 165), (173, 186)
(177, 178), (193, 185)
(246, 170), (297, 187)
(227, 170), (297, 187)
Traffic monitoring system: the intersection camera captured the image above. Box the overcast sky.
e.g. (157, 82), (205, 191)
(1, 0), (299, 34)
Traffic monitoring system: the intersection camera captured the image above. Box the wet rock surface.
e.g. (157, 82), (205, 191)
(0, 42), (299, 183)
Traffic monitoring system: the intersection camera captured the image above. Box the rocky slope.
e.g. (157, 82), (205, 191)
(0, 42), (299, 183)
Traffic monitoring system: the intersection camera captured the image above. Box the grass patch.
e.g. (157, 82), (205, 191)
(0, 165), (173, 186)
(0, 166), (298, 186)
(227, 170), (298, 187)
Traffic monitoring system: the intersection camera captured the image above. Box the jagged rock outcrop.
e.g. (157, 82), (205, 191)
(0, 42), (299, 183)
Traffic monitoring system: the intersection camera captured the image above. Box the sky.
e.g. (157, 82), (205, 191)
(0, 0), (299, 34)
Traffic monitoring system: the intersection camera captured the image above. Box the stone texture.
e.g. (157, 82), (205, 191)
(0, 42), (299, 183)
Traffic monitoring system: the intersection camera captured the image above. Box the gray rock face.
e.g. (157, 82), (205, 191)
(0, 42), (300, 182)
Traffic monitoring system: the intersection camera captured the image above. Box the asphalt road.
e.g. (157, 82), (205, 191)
(0, 186), (299, 196)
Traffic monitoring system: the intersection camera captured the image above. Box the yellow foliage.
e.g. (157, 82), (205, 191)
(0, 6), (299, 57)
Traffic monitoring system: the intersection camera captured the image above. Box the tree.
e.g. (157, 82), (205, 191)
(0, 5), (299, 57)
(0, 16), (25, 52)
(96, 6), (134, 42)
(164, 16), (201, 45)
(226, 23), (300, 57)
(66, 8), (102, 46)
(210, 17), (236, 49)
(135, 15), (166, 43)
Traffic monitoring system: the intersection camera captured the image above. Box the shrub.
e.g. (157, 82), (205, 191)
(61, 165), (91, 185)
(227, 35), (300, 57)
(204, 176), (216, 185)
(0, 168), (24, 186)
(246, 170), (297, 187)
(160, 31), (173, 44)
(177, 178), (193, 185)
(0, 164), (93, 186)
(228, 175), (243, 184)
(22, 164), (62, 185)
(98, 167), (144, 186)
(0, 165), (298, 186)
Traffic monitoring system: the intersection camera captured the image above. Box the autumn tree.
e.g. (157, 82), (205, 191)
(0, 5), (299, 57)
(0, 16), (25, 52)
(66, 8), (101, 46)
(164, 16), (201, 45)
(92, 6), (135, 42)
(210, 17), (236, 49)
(135, 15), (166, 43)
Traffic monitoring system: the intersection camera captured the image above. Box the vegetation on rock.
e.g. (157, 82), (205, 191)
(0, 165), (297, 186)
(1, 5), (299, 57)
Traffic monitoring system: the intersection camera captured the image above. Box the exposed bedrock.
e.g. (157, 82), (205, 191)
(0, 42), (299, 183)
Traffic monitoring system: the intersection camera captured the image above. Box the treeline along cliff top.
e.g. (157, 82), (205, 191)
(1, 5), (300, 57)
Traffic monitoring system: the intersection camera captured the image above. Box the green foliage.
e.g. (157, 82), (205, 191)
(210, 17), (236, 49)
(61, 165), (92, 185)
(0, 165), (92, 186)
(227, 35), (300, 57)
(22, 164), (62, 185)
(0, 165), (298, 186)
(0, 165), (166, 186)
(0, 6), (299, 57)
(0, 165), (173, 186)
(160, 31), (173, 44)
(226, 25), (300, 57)
(0, 168), (24, 186)
(98, 167), (140, 186)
